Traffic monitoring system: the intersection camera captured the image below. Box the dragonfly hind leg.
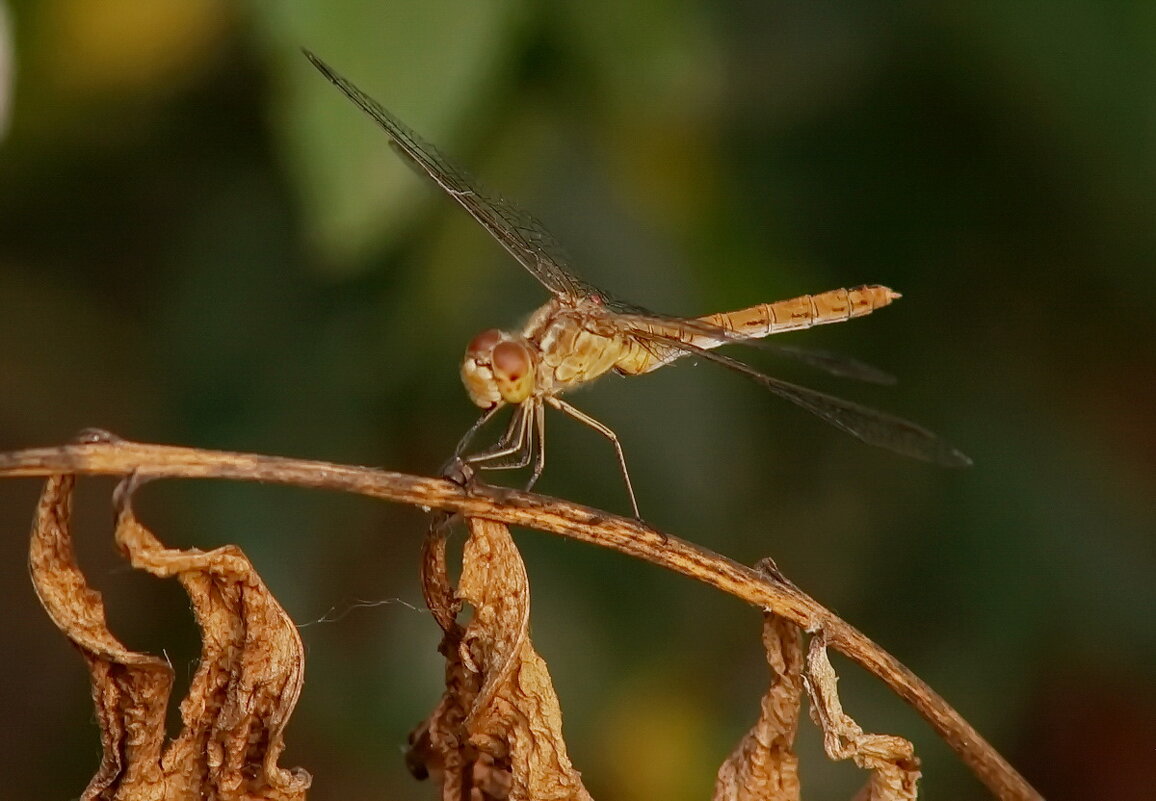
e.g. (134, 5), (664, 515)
(546, 396), (641, 519)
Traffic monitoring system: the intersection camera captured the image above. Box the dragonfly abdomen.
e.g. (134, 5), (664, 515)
(699, 284), (900, 343)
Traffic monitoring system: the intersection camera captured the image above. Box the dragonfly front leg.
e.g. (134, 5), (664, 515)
(454, 402), (505, 458)
(546, 397), (641, 519)
(462, 401), (537, 471)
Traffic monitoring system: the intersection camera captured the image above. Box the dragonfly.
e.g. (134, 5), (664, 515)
(305, 51), (971, 517)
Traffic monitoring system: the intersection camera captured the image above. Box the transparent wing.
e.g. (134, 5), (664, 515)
(304, 50), (601, 303)
(762, 342), (896, 385)
(629, 329), (972, 467)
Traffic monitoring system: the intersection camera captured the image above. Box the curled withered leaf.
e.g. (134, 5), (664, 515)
(804, 634), (920, 801)
(713, 611), (803, 801)
(414, 516), (592, 801)
(408, 511), (484, 800)
(419, 509), (465, 638)
(29, 474), (310, 800)
(113, 480), (310, 800)
(29, 474), (174, 801)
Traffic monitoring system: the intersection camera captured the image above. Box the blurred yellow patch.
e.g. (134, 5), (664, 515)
(43, 0), (232, 94)
(604, 114), (722, 234)
(598, 675), (714, 801)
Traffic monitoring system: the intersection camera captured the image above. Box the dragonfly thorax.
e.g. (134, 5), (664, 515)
(461, 328), (537, 407)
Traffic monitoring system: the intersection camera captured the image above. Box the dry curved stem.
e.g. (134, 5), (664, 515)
(3, 433), (1041, 801)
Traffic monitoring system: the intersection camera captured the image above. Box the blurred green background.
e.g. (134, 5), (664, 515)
(1, 1), (1154, 799)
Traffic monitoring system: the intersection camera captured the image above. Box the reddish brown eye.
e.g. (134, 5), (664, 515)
(492, 340), (528, 379)
(467, 328), (502, 357)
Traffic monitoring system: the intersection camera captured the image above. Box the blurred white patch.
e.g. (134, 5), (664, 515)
(0, 0), (10, 141)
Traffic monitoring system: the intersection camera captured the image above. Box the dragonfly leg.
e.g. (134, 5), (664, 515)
(454, 403), (505, 458)
(463, 402), (535, 470)
(525, 401), (547, 492)
(495, 402), (537, 470)
(546, 397), (641, 519)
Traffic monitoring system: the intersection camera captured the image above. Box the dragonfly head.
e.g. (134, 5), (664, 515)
(461, 328), (536, 407)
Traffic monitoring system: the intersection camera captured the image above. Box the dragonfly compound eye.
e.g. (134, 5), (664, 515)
(492, 340), (535, 403)
(466, 328), (503, 358)
(461, 329), (504, 409)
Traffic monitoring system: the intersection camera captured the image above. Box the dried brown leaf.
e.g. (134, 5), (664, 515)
(30, 475), (174, 801)
(413, 516), (592, 801)
(805, 634), (921, 801)
(408, 511), (485, 800)
(714, 612), (803, 801)
(458, 518), (591, 801)
(29, 475), (310, 800)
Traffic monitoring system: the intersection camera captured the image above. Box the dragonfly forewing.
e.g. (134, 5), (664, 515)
(304, 50), (602, 303)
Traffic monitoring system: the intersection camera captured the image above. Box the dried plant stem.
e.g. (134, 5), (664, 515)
(0, 436), (1041, 801)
